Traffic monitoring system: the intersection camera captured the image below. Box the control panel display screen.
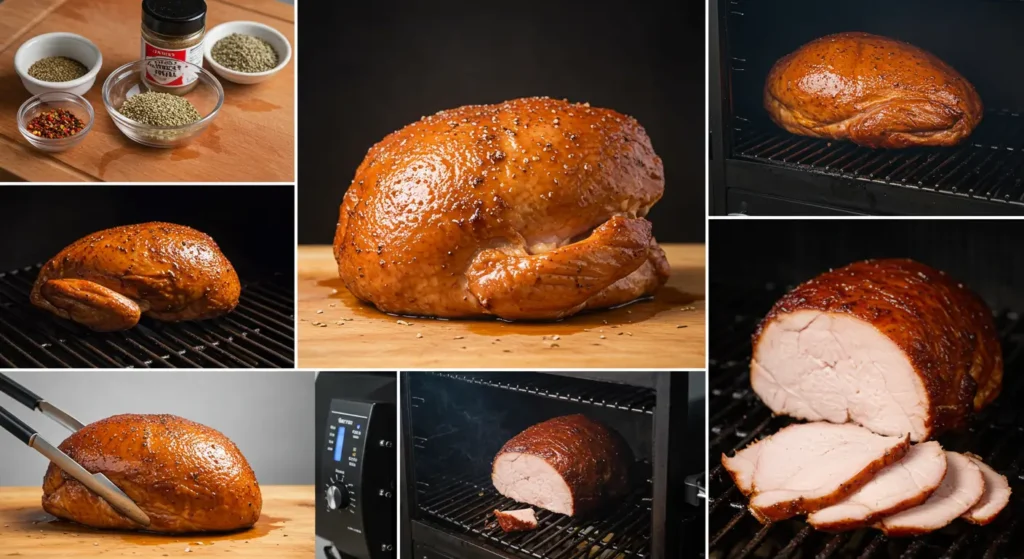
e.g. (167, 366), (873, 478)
(333, 426), (346, 462)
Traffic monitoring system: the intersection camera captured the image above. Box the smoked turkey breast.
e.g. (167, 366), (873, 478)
(41, 414), (261, 533)
(491, 414), (633, 516)
(751, 259), (1002, 442)
(764, 32), (983, 148)
(334, 97), (669, 320)
(31, 223), (240, 331)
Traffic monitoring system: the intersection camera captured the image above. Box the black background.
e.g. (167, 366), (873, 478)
(710, 219), (1024, 310)
(298, 0), (705, 244)
(0, 185), (294, 278)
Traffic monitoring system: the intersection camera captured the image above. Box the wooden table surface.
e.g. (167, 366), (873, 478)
(298, 244), (706, 369)
(0, 485), (313, 557)
(0, 0), (294, 182)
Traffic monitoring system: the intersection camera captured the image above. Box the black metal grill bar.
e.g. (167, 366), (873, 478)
(709, 283), (1024, 558)
(426, 372), (656, 414)
(418, 470), (652, 559)
(732, 111), (1024, 205)
(0, 265), (294, 368)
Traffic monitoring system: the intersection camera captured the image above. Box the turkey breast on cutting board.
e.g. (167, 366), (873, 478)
(751, 258), (1002, 442)
(721, 422), (910, 522)
(878, 451), (984, 536)
(491, 414), (633, 517)
(807, 441), (946, 531)
(962, 453), (1011, 525)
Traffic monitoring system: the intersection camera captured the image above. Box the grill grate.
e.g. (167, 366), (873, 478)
(708, 282), (1024, 558)
(417, 469), (652, 559)
(0, 265), (295, 368)
(426, 372), (656, 414)
(732, 110), (1024, 206)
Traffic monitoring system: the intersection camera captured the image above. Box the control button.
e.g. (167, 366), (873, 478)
(378, 439), (393, 448)
(382, 544), (393, 551)
(326, 485), (350, 510)
(378, 489), (392, 498)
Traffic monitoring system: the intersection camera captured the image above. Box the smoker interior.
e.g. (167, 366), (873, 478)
(713, 0), (1024, 214)
(408, 372), (656, 559)
(708, 221), (1024, 557)
(0, 185), (296, 368)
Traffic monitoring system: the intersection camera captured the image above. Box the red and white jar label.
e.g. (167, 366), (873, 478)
(141, 39), (203, 87)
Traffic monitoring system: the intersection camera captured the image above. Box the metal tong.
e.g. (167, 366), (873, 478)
(0, 373), (151, 527)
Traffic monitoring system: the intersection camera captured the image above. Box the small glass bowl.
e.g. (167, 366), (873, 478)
(17, 91), (94, 153)
(102, 59), (224, 148)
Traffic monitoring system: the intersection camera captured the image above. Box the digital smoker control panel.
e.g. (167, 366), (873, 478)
(319, 398), (395, 559)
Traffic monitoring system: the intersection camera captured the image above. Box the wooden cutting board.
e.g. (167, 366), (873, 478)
(0, 485), (313, 557)
(298, 244), (705, 368)
(0, 0), (294, 182)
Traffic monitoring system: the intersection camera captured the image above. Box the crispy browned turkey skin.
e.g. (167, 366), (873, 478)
(334, 97), (669, 320)
(752, 259), (1002, 442)
(31, 222), (240, 331)
(491, 414), (633, 516)
(41, 414), (261, 533)
(764, 32), (983, 148)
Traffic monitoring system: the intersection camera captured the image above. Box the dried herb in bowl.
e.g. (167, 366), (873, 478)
(28, 56), (88, 82)
(211, 33), (278, 73)
(26, 109), (85, 139)
(118, 92), (202, 127)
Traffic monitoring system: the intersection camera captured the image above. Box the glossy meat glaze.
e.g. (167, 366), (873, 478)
(764, 32), (983, 148)
(31, 222), (240, 331)
(42, 414), (261, 533)
(753, 259), (1002, 439)
(334, 97), (669, 320)
(492, 414), (633, 516)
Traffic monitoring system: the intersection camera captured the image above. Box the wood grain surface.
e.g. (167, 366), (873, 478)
(0, 485), (313, 557)
(298, 244), (705, 369)
(0, 0), (294, 182)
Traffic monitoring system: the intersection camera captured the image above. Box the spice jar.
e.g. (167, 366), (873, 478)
(140, 0), (207, 95)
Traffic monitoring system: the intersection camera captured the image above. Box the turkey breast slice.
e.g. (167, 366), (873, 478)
(962, 454), (1011, 525)
(752, 310), (931, 441)
(721, 422), (910, 522)
(807, 441), (946, 531)
(878, 451), (984, 536)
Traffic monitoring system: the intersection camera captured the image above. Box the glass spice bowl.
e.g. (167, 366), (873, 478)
(17, 91), (94, 153)
(102, 58), (224, 148)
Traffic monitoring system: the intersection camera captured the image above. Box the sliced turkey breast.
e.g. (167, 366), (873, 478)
(721, 422), (910, 522)
(807, 441), (946, 531)
(752, 259), (1002, 442)
(878, 451), (984, 536)
(494, 508), (538, 532)
(722, 442), (761, 496)
(962, 454), (1011, 525)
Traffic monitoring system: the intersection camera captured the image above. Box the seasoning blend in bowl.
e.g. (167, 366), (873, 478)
(203, 21), (292, 85)
(27, 56), (89, 82)
(141, 0), (207, 95)
(17, 91), (94, 153)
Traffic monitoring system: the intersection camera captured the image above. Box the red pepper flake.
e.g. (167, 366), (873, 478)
(26, 108), (84, 139)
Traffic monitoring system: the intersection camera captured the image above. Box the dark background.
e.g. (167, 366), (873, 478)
(710, 219), (1024, 311)
(0, 185), (294, 279)
(298, 0), (704, 244)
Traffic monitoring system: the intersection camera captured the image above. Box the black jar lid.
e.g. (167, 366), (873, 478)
(142, 0), (207, 36)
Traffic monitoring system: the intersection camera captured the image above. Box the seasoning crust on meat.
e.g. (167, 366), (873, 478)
(41, 414), (261, 533)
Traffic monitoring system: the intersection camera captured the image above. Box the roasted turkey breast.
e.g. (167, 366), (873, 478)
(334, 97), (669, 320)
(31, 222), (240, 331)
(765, 32), (983, 148)
(491, 414), (633, 516)
(751, 258), (1002, 442)
(41, 414), (261, 533)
